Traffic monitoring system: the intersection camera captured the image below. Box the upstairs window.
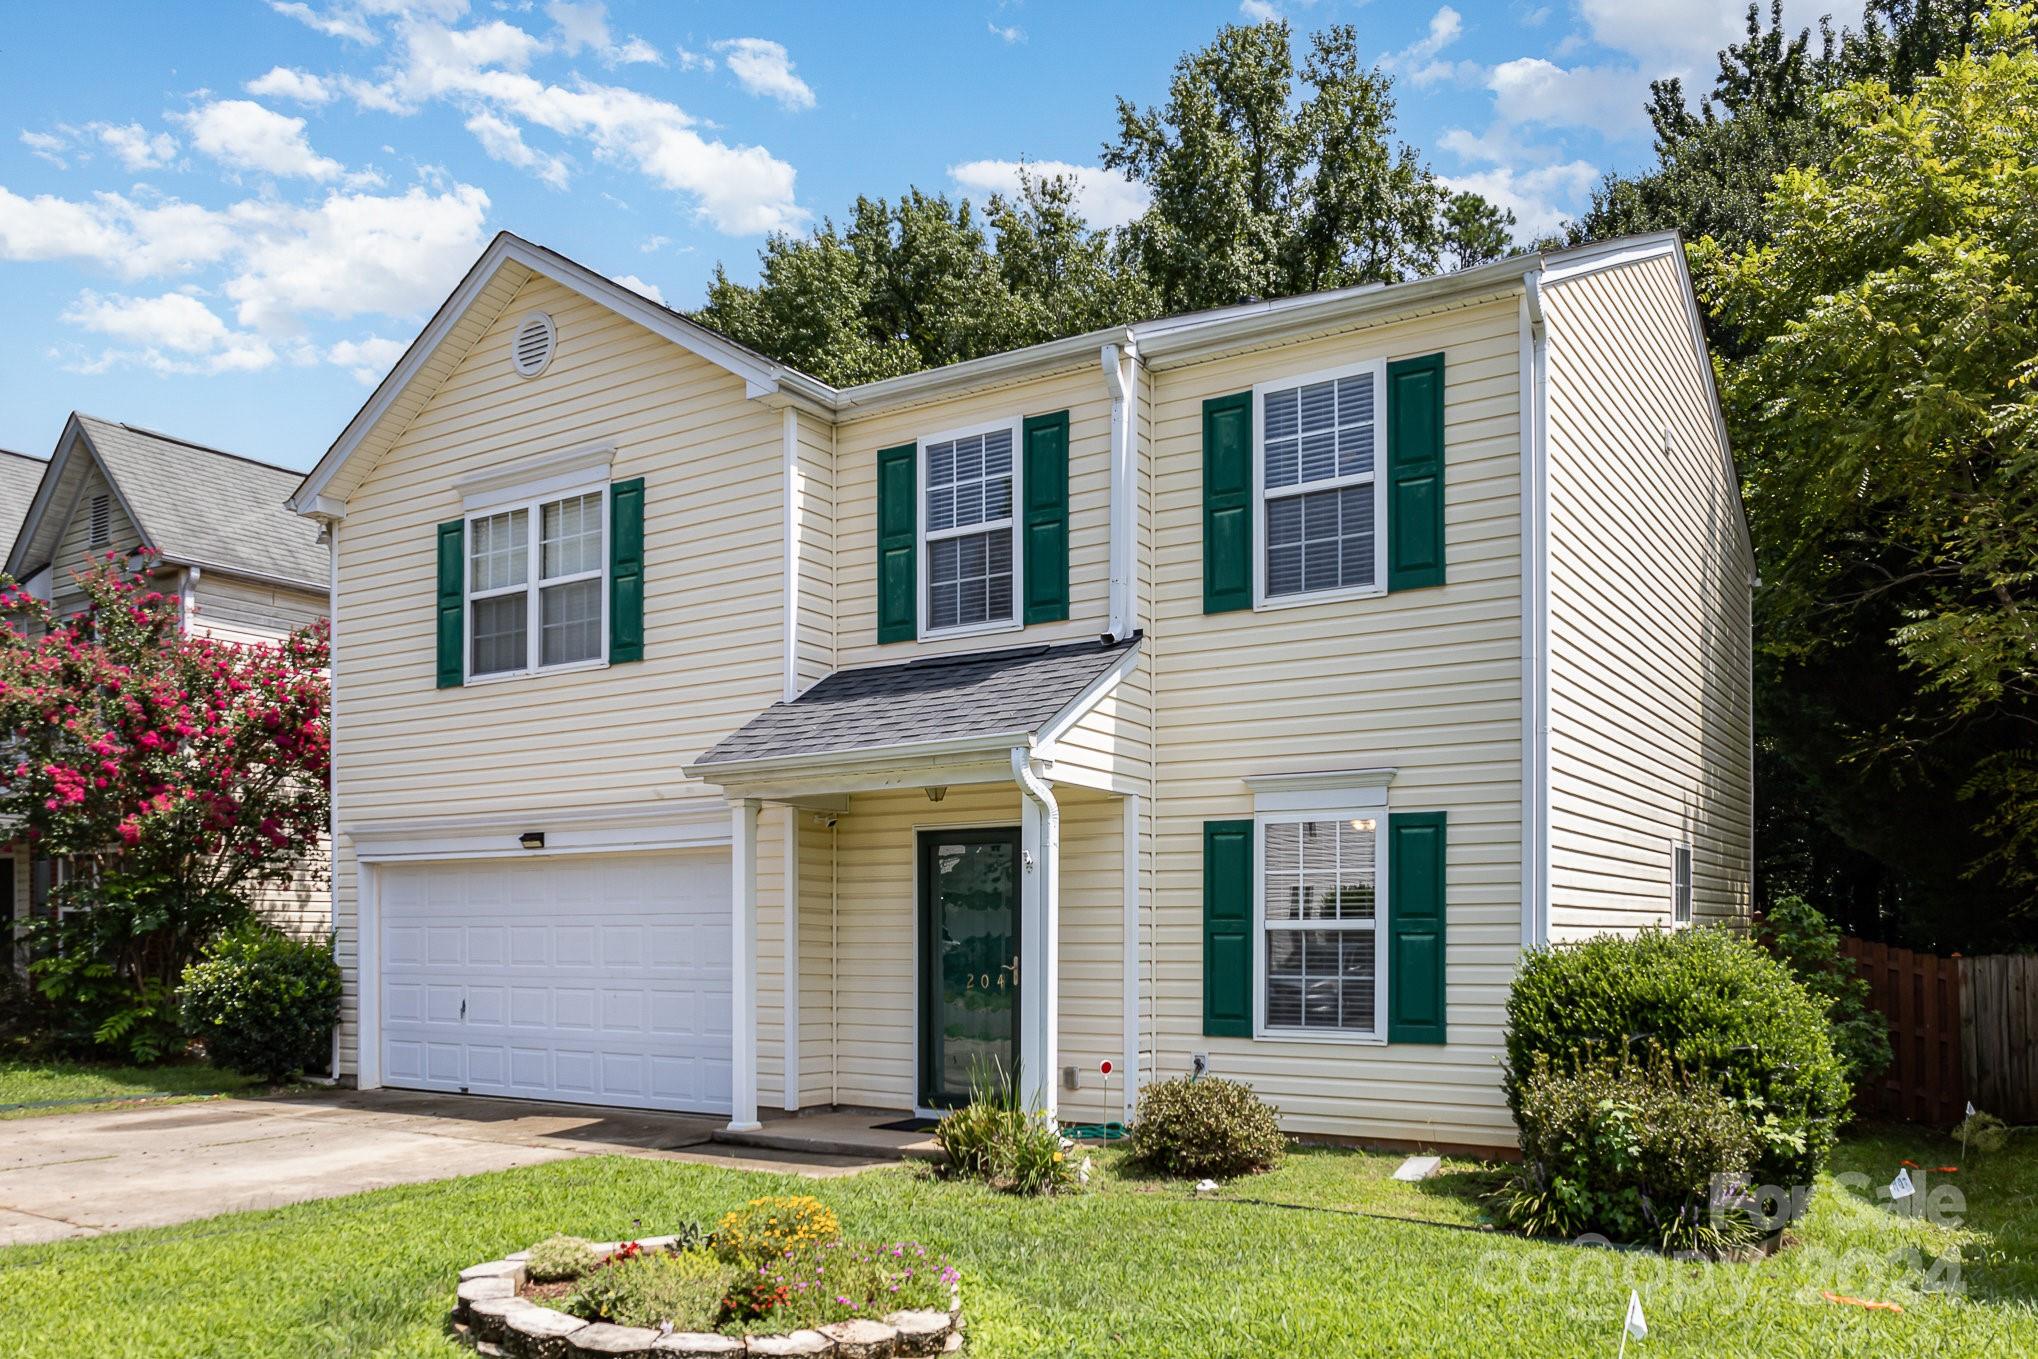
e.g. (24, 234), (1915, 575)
(466, 488), (606, 678)
(1256, 360), (1385, 606)
(920, 419), (1021, 637)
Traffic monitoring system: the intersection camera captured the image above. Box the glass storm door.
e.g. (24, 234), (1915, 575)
(918, 827), (1022, 1110)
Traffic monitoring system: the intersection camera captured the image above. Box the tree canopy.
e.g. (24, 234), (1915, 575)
(695, 19), (1515, 383)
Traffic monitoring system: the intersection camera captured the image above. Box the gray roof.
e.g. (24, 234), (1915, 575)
(694, 635), (1141, 767)
(0, 451), (47, 551)
(74, 417), (326, 590)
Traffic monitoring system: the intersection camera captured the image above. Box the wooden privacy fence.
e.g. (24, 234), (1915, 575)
(1962, 953), (2038, 1124)
(1838, 937), (2038, 1125)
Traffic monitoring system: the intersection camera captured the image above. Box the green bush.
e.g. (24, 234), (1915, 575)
(524, 1234), (598, 1283)
(1125, 1075), (1286, 1179)
(179, 925), (341, 1083)
(1506, 928), (1849, 1189)
(1761, 896), (1893, 1088)
(565, 1248), (727, 1330)
(934, 1069), (1079, 1195)
(1492, 1052), (1762, 1254)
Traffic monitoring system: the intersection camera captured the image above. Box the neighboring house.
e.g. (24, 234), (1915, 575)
(0, 450), (50, 550)
(3, 415), (331, 945)
(290, 230), (1752, 1151)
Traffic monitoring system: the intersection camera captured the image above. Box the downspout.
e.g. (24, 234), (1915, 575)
(1012, 745), (1060, 1118)
(1519, 267), (1551, 953)
(323, 518), (342, 1083)
(1101, 341), (1138, 640)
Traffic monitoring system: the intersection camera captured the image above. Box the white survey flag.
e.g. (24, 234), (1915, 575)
(1625, 1291), (1648, 1340)
(1890, 1167), (1915, 1200)
(1966, 1101), (1977, 1118)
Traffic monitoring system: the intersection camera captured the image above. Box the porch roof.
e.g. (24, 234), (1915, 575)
(689, 634), (1140, 773)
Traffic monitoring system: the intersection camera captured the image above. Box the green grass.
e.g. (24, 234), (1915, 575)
(0, 1057), (259, 1118)
(0, 1124), (2031, 1357)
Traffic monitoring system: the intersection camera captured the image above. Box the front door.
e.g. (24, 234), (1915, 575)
(918, 827), (1021, 1110)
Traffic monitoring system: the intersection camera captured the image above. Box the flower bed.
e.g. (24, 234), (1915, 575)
(450, 1197), (964, 1358)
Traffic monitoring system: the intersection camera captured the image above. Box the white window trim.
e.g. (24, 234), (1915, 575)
(463, 478), (610, 685)
(1671, 840), (1694, 927)
(1251, 357), (1388, 612)
(915, 415), (1025, 643)
(1251, 779), (1392, 1045)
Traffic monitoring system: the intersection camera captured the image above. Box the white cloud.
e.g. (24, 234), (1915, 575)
(246, 66), (336, 104)
(20, 130), (69, 169)
(674, 46), (711, 72)
(464, 109), (570, 188)
(607, 272), (664, 304)
(988, 22), (1025, 44)
(0, 187), (240, 277)
(1387, 7), (1470, 88)
(96, 123), (179, 171)
(60, 289), (278, 374)
(544, 1), (660, 65)
(265, 1), (379, 44)
(609, 36), (661, 65)
(1440, 160), (1599, 239)
(327, 333), (407, 382)
(1487, 56), (1652, 135)
(949, 159), (1151, 230)
(639, 233), (670, 252)
(181, 100), (344, 180)
(1239, 0), (1281, 22)
(714, 38), (814, 112)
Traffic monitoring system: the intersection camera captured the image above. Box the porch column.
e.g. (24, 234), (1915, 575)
(728, 797), (762, 1133)
(1013, 750), (1060, 1119)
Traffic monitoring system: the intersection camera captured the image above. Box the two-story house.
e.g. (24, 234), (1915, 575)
(4, 415), (332, 945)
(289, 230), (1751, 1152)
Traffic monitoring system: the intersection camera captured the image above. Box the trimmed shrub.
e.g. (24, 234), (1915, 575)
(934, 1067), (1079, 1195)
(524, 1234), (598, 1283)
(1493, 1052), (1762, 1254)
(1760, 896), (1893, 1088)
(1126, 1075), (1285, 1179)
(1505, 928), (1850, 1189)
(179, 925), (341, 1083)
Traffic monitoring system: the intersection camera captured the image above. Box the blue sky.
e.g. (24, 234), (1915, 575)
(0, 0), (1865, 470)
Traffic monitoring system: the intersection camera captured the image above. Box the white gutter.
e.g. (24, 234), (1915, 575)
(1518, 267), (1551, 954)
(780, 408), (800, 703)
(1012, 745), (1061, 1119)
(1100, 343), (1139, 640)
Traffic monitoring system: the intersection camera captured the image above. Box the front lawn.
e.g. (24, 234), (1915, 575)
(0, 1057), (258, 1118)
(0, 1125), (2029, 1357)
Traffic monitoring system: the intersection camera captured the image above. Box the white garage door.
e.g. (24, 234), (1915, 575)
(379, 850), (732, 1114)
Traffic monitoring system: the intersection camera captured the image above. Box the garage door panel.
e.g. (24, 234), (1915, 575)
(379, 849), (732, 1115)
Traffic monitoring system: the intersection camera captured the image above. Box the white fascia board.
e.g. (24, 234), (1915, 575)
(289, 233), (816, 516)
(831, 328), (1130, 421)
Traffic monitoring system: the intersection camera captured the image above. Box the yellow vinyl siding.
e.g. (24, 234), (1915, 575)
(328, 271), (789, 1075)
(833, 368), (1113, 666)
(1541, 255), (1754, 940)
(1147, 295), (1526, 1148)
(792, 411), (836, 694)
(1049, 659), (1153, 789)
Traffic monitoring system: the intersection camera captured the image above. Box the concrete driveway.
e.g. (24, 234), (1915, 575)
(0, 1089), (858, 1247)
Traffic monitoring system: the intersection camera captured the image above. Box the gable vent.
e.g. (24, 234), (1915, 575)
(88, 494), (111, 548)
(511, 311), (557, 377)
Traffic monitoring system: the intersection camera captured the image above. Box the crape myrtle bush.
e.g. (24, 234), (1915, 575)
(1505, 928), (1850, 1190)
(1125, 1074), (1286, 1179)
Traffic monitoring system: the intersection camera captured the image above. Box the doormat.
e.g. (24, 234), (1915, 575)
(873, 1117), (941, 1133)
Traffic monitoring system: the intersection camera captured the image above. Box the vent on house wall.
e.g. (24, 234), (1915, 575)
(511, 311), (557, 377)
(88, 494), (111, 547)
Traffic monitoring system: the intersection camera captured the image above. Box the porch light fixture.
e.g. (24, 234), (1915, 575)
(518, 830), (546, 850)
(925, 786), (948, 803)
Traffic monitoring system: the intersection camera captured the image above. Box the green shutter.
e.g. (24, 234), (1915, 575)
(1202, 391), (1253, 613)
(876, 441), (917, 643)
(1020, 410), (1070, 624)
(1386, 352), (1446, 591)
(1387, 811), (1448, 1045)
(1203, 819), (1254, 1037)
(609, 476), (645, 663)
(434, 519), (464, 689)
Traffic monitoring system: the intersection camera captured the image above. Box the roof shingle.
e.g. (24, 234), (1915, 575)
(694, 635), (1141, 768)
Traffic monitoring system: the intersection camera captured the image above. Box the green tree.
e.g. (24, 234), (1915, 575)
(1699, 1), (2038, 941)
(1439, 191), (1516, 269)
(1103, 20), (1469, 311)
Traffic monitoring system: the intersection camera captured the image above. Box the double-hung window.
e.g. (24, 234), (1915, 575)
(465, 486), (607, 679)
(1255, 359), (1385, 606)
(919, 418), (1021, 637)
(1257, 810), (1385, 1038)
